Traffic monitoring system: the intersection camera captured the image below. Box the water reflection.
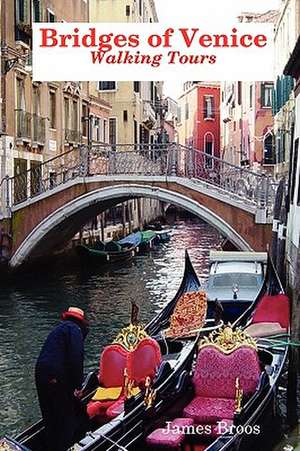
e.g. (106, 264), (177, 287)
(0, 218), (222, 436)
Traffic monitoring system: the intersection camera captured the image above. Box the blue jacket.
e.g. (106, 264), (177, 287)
(36, 320), (84, 391)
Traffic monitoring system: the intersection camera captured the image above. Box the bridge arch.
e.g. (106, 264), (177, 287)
(10, 184), (253, 268)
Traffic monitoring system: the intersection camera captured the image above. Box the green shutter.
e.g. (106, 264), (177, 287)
(272, 88), (276, 116)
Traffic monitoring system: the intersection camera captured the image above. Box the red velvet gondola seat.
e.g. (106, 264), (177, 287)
(245, 294), (290, 337)
(183, 326), (261, 431)
(87, 343), (128, 418)
(87, 324), (161, 419)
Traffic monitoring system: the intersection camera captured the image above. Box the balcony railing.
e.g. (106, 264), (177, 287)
(65, 129), (81, 143)
(16, 110), (31, 141)
(32, 114), (46, 144)
(15, 110), (46, 144)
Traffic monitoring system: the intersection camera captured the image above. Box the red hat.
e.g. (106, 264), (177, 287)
(62, 307), (85, 322)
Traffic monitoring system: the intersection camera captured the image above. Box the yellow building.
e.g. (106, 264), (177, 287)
(90, 0), (163, 145)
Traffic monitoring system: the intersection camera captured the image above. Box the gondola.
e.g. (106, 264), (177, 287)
(6, 254), (286, 451)
(135, 256), (290, 451)
(75, 232), (142, 265)
(138, 231), (157, 252)
(8, 251), (219, 451)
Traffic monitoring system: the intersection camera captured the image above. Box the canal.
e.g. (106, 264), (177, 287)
(0, 217), (222, 437)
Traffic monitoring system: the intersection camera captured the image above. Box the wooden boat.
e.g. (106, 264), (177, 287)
(147, 223), (172, 243)
(9, 251), (219, 451)
(206, 251), (268, 323)
(138, 231), (157, 252)
(136, 256), (290, 451)
(75, 232), (142, 264)
(8, 255), (285, 451)
(154, 229), (172, 243)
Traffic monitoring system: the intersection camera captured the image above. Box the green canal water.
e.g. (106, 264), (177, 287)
(0, 218), (222, 437)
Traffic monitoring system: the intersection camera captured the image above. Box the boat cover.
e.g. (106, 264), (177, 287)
(117, 231), (142, 247)
(141, 231), (157, 243)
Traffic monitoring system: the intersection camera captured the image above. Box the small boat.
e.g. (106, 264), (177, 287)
(154, 229), (172, 243)
(75, 232), (142, 264)
(136, 256), (290, 451)
(206, 251), (267, 323)
(139, 231), (157, 251)
(147, 223), (172, 243)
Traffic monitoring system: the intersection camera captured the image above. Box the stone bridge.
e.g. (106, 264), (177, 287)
(0, 144), (277, 268)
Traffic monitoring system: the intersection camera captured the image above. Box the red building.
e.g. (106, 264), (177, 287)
(178, 82), (221, 159)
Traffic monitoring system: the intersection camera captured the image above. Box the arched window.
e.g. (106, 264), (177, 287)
(204, 132), (214, 168)
(263, 133), (275, 165)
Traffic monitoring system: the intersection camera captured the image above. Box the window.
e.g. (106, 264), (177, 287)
(64, 97), (69, 130)
(237, 81), (242, 105)
(47, 9), (56, 22)
(49, 91), (56, 129)
(126, 5), (130, 16)
(16, 0), (30, 23)
(73, 101), (78, 131)
(95, 118), (101, 142)
(109, 118), (117, 146)
(263, 134), (275, 165)
(33, 0), (41, 22)
(250, 85), (253, 108)
(139, 0), (143, 16)
(33, 86), (40, 115)
(103, 119), (107, 143)
(261, 83), (273, 108)
(16, 78), (25, 110)
(177, 107), (181, 123)
(82, 103), (88, 137)
(185, 103), (189, 120)
(123, 110), (128, 122)
(98, 81), (116, 91)
(204, 96), (215, 119)
(134, 81), (140, 93)
(204, 133), (214, 168)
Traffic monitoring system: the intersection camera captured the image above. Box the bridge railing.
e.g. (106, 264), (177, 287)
(173, 144), (277, 211)
(1, 143), (277, 216)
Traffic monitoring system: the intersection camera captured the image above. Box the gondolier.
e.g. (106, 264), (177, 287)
(35, 307), (89, 451)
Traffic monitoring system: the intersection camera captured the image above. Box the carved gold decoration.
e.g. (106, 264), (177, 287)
(198, 325), (257, 354)
(144, 376), (156, 408)
(0, 439), (18, 451)
(166, 291), (208, 338)
(124, 368), (138, 399)
(235, 377), (243, 413)
(113, 323), (149, 352)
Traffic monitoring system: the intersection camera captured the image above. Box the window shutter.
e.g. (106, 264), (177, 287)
(272, 87), (276, 116)
(23, 0), (30, 24)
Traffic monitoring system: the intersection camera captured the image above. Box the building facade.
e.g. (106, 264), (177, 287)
(221, 11), (278, 171)
(177, 82), (221, 159)
(0, 0), (111, 215)
(222, 81), (275, 169)
(90, 0), (163, 146)
(284, 36), (300, 287)
(273, 0), (300, 179)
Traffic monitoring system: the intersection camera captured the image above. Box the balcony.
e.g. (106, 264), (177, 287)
(15, 110), (31, 142)
(32, 115), (46, 145)
(15, 110), (46, 146)
(65, 129), (81, 144)
(143, 102), (157, 129)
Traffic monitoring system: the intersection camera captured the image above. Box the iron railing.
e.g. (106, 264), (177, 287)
(16, 110), (31, 140)
(15, 110), (46, 144)
(32, 114), (46, 144)
(65, 128), (81, 143)
(1, 144), (278, 217)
